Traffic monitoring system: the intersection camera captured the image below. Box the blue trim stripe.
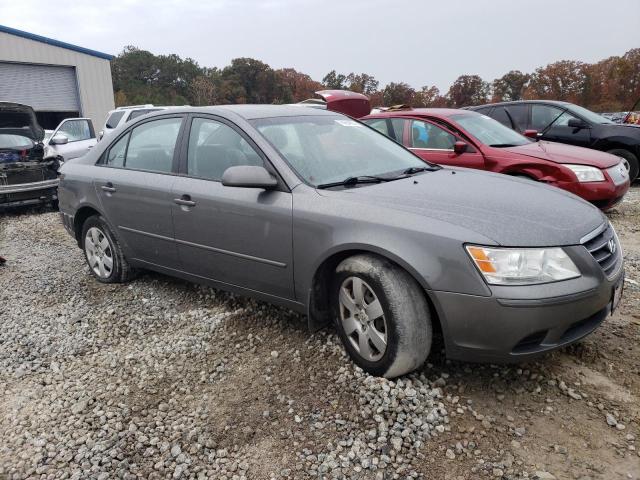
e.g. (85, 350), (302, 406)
(0, 24), (113, 60)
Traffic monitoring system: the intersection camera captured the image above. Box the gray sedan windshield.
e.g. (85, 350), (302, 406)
(253, 115), (428, 186)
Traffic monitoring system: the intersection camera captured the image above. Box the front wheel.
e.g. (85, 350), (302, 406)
(332, 254), (432, 378)
(607, 148), (638, 182)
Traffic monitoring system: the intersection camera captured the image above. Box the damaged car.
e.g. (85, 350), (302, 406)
(0, 102), (95, 208)
(58, 106), (624, 378)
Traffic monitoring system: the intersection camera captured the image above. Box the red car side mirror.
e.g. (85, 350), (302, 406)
(523, 129), (539, 139)
(453, 141), (468, 154)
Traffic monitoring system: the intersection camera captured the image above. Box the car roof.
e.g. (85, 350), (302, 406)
(468, 100), (572, 109)
(141, 104), (340, 120)
(365, 108), (477, 119)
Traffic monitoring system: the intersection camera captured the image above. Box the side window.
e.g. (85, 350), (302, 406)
(389, 118), (406, 144)
(489, 107), (513, 128)
(57, 119), (93, 142)
(105, 111), (125, 129)
(105, 133), (129, 167)
(531, 105), (564, 131)
(364, 119), (391, 137)
(124, 117), (182, 173)
(504, 105), (528, 131)
(410, 120), (456, 150)
(552, 111), (580, 127)
(187, 118), (263, 181)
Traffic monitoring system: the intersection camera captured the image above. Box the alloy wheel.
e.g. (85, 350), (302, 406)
(85, 227), (114, 279)
(339, 276), (387, 361)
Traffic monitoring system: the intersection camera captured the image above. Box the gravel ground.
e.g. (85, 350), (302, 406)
(0, 187), (639, 480)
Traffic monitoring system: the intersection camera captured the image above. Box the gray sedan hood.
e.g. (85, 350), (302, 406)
(318, 168), (605, 247)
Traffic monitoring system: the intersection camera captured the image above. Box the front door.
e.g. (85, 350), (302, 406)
(408, 119), (485, 169)
(532, 104), (591, 147)
(171, 116), (294, 300)
(47, 118), (97, 160)
(94, 116), (184, 269)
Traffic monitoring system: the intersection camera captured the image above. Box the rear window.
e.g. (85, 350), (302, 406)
(0, 112), (31, 129)
(0, 134), (34, 149)
(105, 111), (125, 129)
(128, 109), (163, 121)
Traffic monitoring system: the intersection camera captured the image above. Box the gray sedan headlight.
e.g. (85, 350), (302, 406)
(563, 164), (605, 182)
(466, 246), (580, 285)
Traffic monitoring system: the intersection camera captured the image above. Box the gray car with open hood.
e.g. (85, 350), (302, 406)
(57, 105), (624, 378)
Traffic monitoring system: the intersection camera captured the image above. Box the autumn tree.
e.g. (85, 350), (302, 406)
(220, 58), (291, 103)
(276, 68), (323, 102)
(447, 75), (490, 107)
(524, 60), (588, 103)
(322, 70), (347, 89)
(492, 71), (530, 102)
(414, 86), (447, 107)
(346, 73), (379, 95)
(383, 82), (416, 106)
(189, 75), (217, 106)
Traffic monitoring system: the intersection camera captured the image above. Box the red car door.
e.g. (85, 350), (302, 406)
(406, 118), (485, 170)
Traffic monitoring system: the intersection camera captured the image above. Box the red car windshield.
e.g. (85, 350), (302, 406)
(451, 114), (530, 147)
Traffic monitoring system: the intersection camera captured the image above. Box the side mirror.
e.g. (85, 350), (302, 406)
(97, 130), (104, 141)
(523, 129), (539, 139)
(567, 118), (588, 129)
(51, 134), (69, 145)
(221, 165), (278, 189)
(453, 141), (468, 154)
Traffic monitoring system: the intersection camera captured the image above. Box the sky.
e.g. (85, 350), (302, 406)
(1, 0), (639, 92)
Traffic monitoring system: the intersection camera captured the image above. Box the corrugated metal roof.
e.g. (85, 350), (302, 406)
(0, 24), (113, 60)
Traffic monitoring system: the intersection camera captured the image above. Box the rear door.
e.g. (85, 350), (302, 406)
(171, 115), (294, 300)
(93, 115), (185, 269)
(407, 118), (485, 169)
(47, 118), (96, 160)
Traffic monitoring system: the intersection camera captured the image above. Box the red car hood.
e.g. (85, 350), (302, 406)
(503, 141), (620, 168)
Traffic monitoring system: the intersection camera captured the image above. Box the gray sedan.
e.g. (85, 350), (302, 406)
(58, 105), (624, 378)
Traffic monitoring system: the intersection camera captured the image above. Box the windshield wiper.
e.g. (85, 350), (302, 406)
(401, 166), (439, 175)
(316, 175), (391, 189)
(489, 143), (517, 148)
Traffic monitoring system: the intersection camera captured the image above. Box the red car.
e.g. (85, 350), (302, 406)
(361, 107), (630, 210)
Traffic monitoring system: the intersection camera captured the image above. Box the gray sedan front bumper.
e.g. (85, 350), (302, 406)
(429, 244), (624, 363)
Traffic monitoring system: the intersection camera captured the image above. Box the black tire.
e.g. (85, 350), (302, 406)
(332, 254), (432, 378)
(606, 148), (638, 183)
(80, 215), (136, 283)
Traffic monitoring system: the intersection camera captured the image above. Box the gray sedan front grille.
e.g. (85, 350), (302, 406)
(581, 223), (622, 278)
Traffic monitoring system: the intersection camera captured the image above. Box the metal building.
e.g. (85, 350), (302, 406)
(0, 25), (114, 130)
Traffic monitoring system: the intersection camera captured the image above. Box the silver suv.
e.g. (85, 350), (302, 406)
(99, 105), (186, 140)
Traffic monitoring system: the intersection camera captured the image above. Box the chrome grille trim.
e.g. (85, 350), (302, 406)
(581, 222), (622, 279)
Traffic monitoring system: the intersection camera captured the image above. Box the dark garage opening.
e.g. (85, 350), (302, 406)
(35, 111), (80, 130)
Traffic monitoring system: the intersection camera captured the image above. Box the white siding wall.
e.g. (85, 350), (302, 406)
(0, 31), (114, 129)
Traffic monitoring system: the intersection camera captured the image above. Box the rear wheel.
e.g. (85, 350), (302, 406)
(606, 148), (638, 182)
(81, 215), (135, 283)
(332, 254), (432, 378)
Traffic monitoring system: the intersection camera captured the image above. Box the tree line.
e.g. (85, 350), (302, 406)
(111, 46), (640, 112)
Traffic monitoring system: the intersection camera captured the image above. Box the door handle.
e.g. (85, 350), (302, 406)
(101, 182), (116, 193)
(174, 195), (196, 207)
